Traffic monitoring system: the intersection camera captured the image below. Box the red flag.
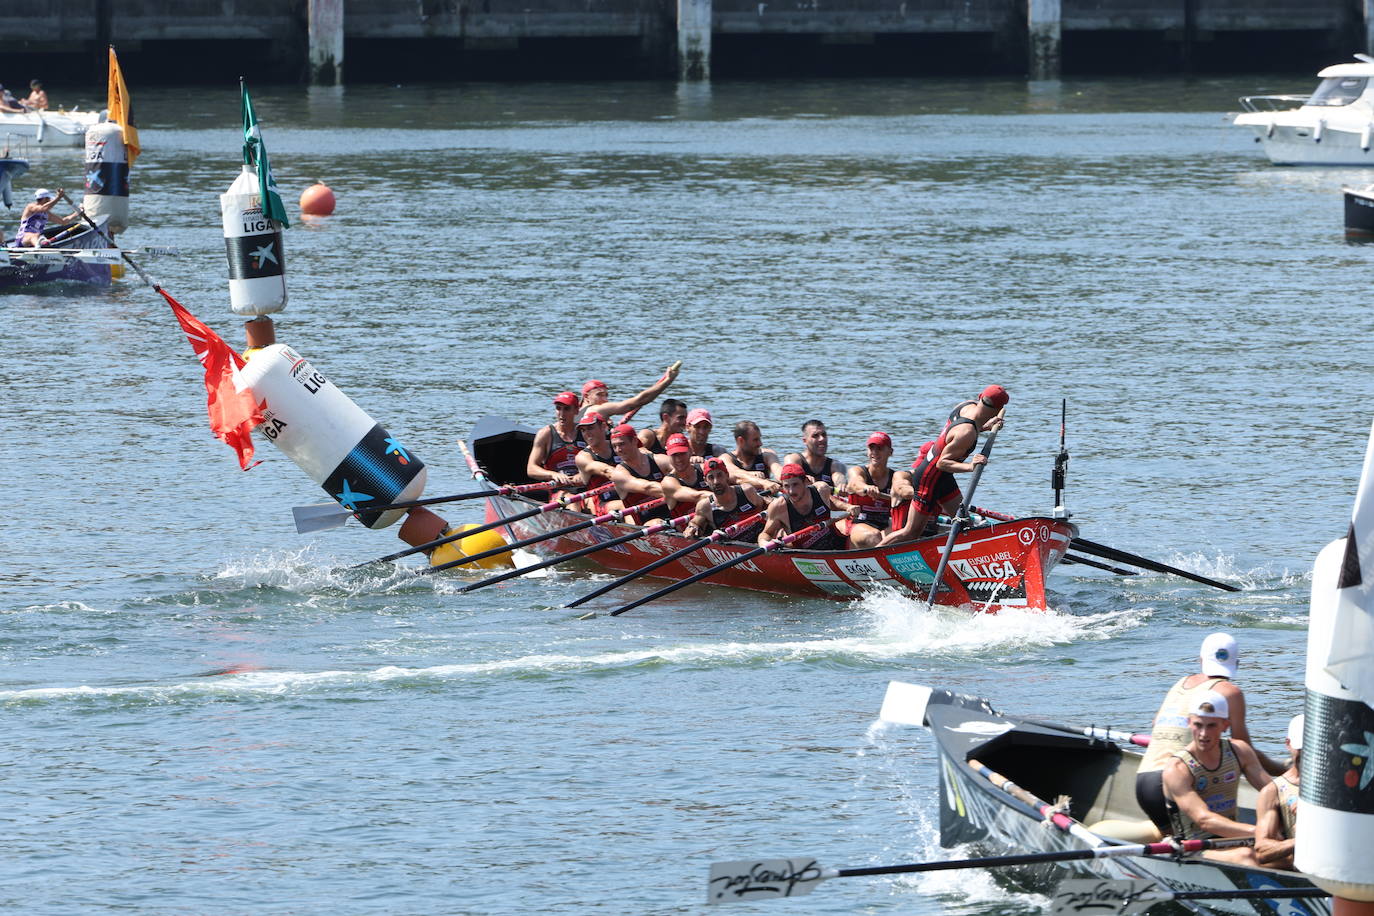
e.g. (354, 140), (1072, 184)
(159, 288), (264, 470)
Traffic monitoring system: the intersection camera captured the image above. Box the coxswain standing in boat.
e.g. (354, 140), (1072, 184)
(723, 420), (783, 493)
(759, 463), (857, 550)
(1160, 692), (1271, 865)
(879, 385), (1008, 547)
(783, 420), (847, 489)
(660, 433), (710, 518)
(684, 408), (727, 462)
(579, 361), (682, 422)
(1254, 714), (1302, 872)
(10, 188), (76, 248)
(1134, 632), (1287, 837)
(683, 457), (767, 539)
(842, 432), (897, 549)
(607, 423), (669, 523)
(526, 391), (586, 488)
(573, 412), (618, 510)
(638, 398), (688, 455)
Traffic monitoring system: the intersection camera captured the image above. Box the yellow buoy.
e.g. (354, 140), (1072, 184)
(429, 523), (514, 570)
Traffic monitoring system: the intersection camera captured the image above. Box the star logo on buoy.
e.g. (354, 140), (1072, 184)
(1340, 731), (1374, 790)
(384, 437), (411, 465)
(250, 243), (277, 269)
(336, 480), (374, 512)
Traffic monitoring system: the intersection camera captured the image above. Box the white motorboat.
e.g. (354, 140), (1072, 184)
(0, 108), (106, 148)
(1233, 55), (1374, 165)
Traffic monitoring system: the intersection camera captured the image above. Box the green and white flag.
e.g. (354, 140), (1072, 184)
(241, 80), (289, 228)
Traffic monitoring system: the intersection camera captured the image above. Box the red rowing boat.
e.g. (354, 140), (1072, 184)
(469, 417), (1076, 612)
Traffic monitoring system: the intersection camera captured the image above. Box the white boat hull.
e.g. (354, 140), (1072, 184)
(0, 110), (105, 148)
(1238, 123), (1374, 165)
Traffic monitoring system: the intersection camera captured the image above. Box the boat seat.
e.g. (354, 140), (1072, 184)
(1084, 818), (1164, 844)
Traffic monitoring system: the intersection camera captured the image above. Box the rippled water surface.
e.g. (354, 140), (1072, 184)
(1, 77), (1367, 913)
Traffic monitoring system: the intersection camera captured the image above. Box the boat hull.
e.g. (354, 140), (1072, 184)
(0, 109), (103, 147)
(1344, 186), (1374, 238)
(1, 217), (115, 289)
(1235, 120), (1374, 166)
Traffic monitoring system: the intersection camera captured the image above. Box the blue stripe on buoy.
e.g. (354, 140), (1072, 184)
(322, 424), (426, 529)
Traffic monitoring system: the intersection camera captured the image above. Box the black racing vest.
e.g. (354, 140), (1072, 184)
(710, 485), (765, 530)
(733, 450), (768, 476)
(802, 455), (834, 482)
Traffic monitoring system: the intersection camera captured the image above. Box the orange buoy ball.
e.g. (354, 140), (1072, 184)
(300, 182), (336, 216)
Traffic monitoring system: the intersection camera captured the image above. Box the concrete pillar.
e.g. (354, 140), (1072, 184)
(308, 0), (344, 85)
(677, 0), (712, 81)
(1027, 0), (1061, 81)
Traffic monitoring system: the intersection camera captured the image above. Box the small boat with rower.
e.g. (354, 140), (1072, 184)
(1, 215), (119, 289)
(1232, 55), (1374, 165)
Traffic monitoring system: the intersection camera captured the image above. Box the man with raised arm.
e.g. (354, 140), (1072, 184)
(783, 420), (847, 490)
(579, 361), (682, 421)
(638, 398), (688, 455)
(758, 463), (856, 550)
(723, 420), (782, 493)
(525, 391), (585, 487)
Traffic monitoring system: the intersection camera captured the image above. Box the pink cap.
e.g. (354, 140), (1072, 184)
(576, 412), (606, 427)
(554, 391), (578, 407)
(867, 431), (892, 449)
(780, 462), (806, 480)
(687, 407), (713, 427)
(582, 379), (608, 396)
(665, 433), (690, 455)
(703, 457), (729, 475)
(610, 423), (637, 441)
(980, 384), (1009, 408)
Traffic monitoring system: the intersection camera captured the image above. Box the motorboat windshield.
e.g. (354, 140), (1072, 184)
(1308, 75), (1368, 107)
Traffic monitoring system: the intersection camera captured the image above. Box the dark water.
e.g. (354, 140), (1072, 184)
(0, 76), (1365, 913)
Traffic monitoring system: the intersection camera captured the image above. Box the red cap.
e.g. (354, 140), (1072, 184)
(703, 457), (729, 475)
(582, 379), (608, 396)
(867, 431), (892, 449)
(610, 423), (637, 441)
(576, 411), (606, 427)
(554, 391), (578, 407)
(780, 462), (807, 480)
(686, 407), (712, 427)
(979, 384), (1009, 408)
(665, 433), (690, 455)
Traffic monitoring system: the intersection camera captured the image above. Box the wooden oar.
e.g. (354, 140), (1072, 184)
(706, 837), (1254, 904)
(1070, 537), (1239, 592)
(605, 520), (831, 618)
(350, 483), (613, 569)
(458, 514), (692, 594)
(293, 480), (557, 534)
(421, 497), (668, 576)
(566, 511), (765, 612)
(925, 425), (1000, 611)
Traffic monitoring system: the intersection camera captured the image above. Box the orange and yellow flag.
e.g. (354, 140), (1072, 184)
(106, 46), (140, 167)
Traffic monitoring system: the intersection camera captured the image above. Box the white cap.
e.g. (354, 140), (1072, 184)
(1287, 714), (1304, 751)
(1199, 632), (1238, 678)
(33, 188), (53, 201)
(1191, 690), (1230, 720)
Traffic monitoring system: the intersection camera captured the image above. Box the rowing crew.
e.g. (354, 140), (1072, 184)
(523, 370), (1011, 550)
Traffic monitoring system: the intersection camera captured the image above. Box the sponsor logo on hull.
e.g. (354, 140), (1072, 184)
(791, 558), (862, 596)
(888, 550), (935, 585)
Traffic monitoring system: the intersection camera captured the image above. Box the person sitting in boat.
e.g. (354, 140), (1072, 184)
(607, 423), (669, 524)
(0, 85), (24, 113)
(660, 433), (710, 519)
(1160, 692), (1271, 864)
(1135, 633), (1288, 837)
(783, 420), (847, 490)
(23, 81), (47, 111)
(526, 391), (585, 489)
(722, 420), (782, 493)
(683, 457), (767, 540)
(10, 188), (75, 248)
(843, 432), (898, 549)
(879, 385), (1007, 547)
(638, 398), (687, 455)
(758, 463), (856, 550)
(684, 408), (726, 462)
(579, 361), (682, 422)
(1254, 714), (1302, 871)
(573, 412), (618, 511)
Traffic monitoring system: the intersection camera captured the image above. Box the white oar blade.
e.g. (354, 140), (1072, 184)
(292, 503), (352, 534)
(1053, 878), (1161, 915)
(879, 680), (934, 728)
(707, 858), (826, 904)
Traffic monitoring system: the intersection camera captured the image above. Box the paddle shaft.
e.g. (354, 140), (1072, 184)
(1021, 718), (1150, 747)
(564, 512), (765, 609)
(297, 481), (554, 532)
(1071, 537), (1239, 592)
(926, 426), (1001, 610)
(1061, 554), (1140, 576)
(608, 520), (830, 617)
(967, 758), (1101, 847)
(64, 194), (159, 288)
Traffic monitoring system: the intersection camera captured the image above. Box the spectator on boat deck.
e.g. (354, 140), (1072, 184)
(758, 462), (856, 550)
(11, 188), (74, 248)
(784, 419), (847, 490)
(525, 391), (585, 488)
(1254, 714), (1302, 871)
(1161, 692), (1270, 865)
(723, 420), (783, 493)
(23, 81), (47, 111)
(579, 361), (682, 422)
(684, 408), (726, 462)
(1135, 633), (1287, 836)
(0, 86), (24, 113)
(638, 398), (687, 455)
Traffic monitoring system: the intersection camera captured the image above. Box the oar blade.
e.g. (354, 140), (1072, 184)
(707, 858), (826, 904)
(1052, 878), (1160, 916)
(878, 680), (934, 727)
(292, 503), (351, 533)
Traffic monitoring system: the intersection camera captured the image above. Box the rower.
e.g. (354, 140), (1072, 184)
(783, 420), (846, 489)
(1135, 632), (1288, 837)
(683, 457), (767, 539)
(525, 391), (586, 488)
(1160, 692), (1270, 865)
(11, 188), (75, 248)
(722, 420), (782, 492)
(660, 433), (710, 519)
(843, 431), (896, 549)
(1254, 714), (1302, 872)
(685, 408), (726, 461)
(638, 397), (687, 455)
(573, 412), (618, 511)
(879, 385), (1007, 547)
(580, 362), (682, 421)
(608, 423), (669, 523)
(758, 463), (856, 550)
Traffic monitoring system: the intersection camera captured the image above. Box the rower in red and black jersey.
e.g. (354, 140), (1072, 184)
(660, 433), (710, 518)
(783, 419), (847, 489)
(638, 398), (687, 455)
(759, 463), (857, 550)
(880, 384), (1007, 547)
(526, 390), (588, 488)
(608, 423), (670, 522)
(842, 431), (897, 549)
(722, 420), (782, 493)
(683, 457), (767, 539)
(685, 407), (727, 462)
(573, 412), (619, 511)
